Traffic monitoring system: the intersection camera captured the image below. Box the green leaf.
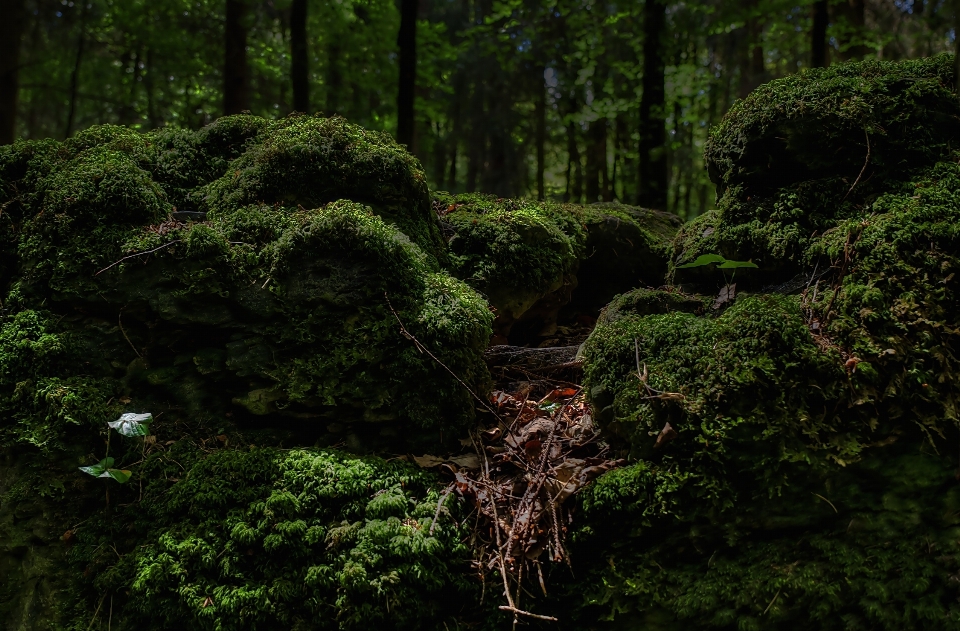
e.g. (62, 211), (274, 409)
(109, 412), (153, 437)
(103, 469), (132, 484)
(676, 253), (727, 269)
(717, 260), (759, 269)
(79, 457), (115, 477)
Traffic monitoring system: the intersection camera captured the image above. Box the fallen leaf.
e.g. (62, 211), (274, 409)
(654, 422), (678, 449)
(713, 283), (736, 310)
(413, 454), (445, 468)
(447, 453), (481, 470)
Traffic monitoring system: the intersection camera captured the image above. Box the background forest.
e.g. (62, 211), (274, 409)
(1, 0), (957, 220)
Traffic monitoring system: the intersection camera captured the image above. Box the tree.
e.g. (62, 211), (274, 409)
(397, 0), (418, 148)
(812, 0), (829, 68)
(0, 0), (24, 144)
(638, 0), (668, 209)
(224, 0), (251, 115)
(290, 0), (309, 113)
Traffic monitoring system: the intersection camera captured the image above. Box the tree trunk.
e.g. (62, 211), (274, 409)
(565, 119), (583, 203)
(638, 0), (667, 209)
(0, 0), (24, 144)
(64, 1), (90, 138)
(145, 48), (159, 129)
(326, 44), (342, 114)
(535, 71), (546, 201)
(834, 0), (869, 61)
(811, 1), (829, 68)
(224, 0), (251, 115)
(585, 118), (608, 203)
(396, 0), (418, 149)
(290, 0), (309, 113)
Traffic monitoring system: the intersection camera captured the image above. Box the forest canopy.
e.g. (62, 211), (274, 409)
(2, 0), (958, 219)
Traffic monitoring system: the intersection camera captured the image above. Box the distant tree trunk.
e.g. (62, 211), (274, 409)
(834, 0), (869, 61)
(447, 78), (463, 190)
(585, 118), (607, 203)
(290, 0), (309, 113)
(396, 0), (418, 148)
(64, 1), (90, 138)
(144, 48), (159, 128)
(565, 120), (583, 203)
(224, 0), (251, 115)
(326, 44), (342, 114)
(0, 0), (24, 144)
(638, 0), (667, 209)
(535, 72), (546, 200)
(811, 1), (829, 68)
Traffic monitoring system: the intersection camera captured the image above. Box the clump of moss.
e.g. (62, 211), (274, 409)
(677, 54), (960, 285)
(203, 116), (446, 260)
(436, 192), (587, 320)
(64, 442), (480, 631)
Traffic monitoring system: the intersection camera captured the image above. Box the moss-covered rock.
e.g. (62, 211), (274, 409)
(436, 192), (679, 341)
(570, 56), (960, 629)
(0, 116), (494, 628)
(676, 53), (960, 288)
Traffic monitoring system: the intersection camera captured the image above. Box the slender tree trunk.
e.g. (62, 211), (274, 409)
(835, 0), (869, 61)
(638, 0), (667, 209)
(447, 80), (462, 190)
(326, 44), (342, 114)
(0, 0), (24, 144)
(396, 0), (418, 148)
(64, 2), (90, 138)
(144, 48), (159, 128)
(566, 120), (583, 203)
(224, 0), (251, 115)
(586, 118), (608, 203)
(290, 0), (309, 113)
(811, 1), (829, 68)
(535, 71), (546, 200)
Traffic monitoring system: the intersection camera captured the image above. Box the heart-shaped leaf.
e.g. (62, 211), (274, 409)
(108, 412), (153, 437)
(717, 259), (758, 269)
(102, 469), (132, 483)
(676, 253), (726, 269)
(79, 457), (115, 477)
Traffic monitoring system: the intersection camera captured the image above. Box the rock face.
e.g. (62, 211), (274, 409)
(0, 115), (492, 628)
(570, 54), (960, 629)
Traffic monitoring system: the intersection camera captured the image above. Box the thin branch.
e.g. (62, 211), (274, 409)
(842, 129), (871, 201)
(497, 606), (559, 622)
(95, 240), (181, 276)
(385, 292), (504, 423)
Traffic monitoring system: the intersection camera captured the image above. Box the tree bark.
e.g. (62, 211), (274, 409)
(535, 71), (546, 200)
(565, 119), (583, 203)
(638, 0), (667, 209)
(811, 1), (829, 68)
(290, 0), (309, 113)
(834, 0), (869, 61)
(224, 0), (251, 115)
(0, 0), (24, 144)
(396, 0), (418, 149)
(64, 1), (90, 138)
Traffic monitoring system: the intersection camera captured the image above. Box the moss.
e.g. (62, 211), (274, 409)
(67, 444), (479, 631)
(436, 192), (587, 320)
(202, 115), (446, 261)
(572, 57), (960, 629)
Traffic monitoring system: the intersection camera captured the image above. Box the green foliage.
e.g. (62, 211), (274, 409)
(76, 445), (477, 631)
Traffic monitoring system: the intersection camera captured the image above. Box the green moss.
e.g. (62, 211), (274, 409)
(203, 115), (445, 260)
(437, 191), (587, 319)
(75, 445), (478, 631)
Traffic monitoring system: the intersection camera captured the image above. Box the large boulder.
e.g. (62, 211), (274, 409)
(568, 56), (960, 629)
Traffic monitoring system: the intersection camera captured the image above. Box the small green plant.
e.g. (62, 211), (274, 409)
(78, 412), (153, 484)
(675, 253), (758, 271)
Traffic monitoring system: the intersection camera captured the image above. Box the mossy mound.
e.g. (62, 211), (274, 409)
(570, 57), (960, 629)
(71, 443), (478, 631)
(677, 54), (960, 287)
(436, 192), (678, 340)
(0, 117), (495, 628)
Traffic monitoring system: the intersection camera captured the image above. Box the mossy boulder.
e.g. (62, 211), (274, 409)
(0, 117), (494, 627)
(435, 192), (679, 341)
(570, 56), (960, 629)
(675, 53), (960, 288)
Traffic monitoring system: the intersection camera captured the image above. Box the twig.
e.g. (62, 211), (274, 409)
(842, 129), (871, 201)
(429, 483), (455, 536)
(95, 240), (181, 276)
(118, 309), (142, 358)
(762, 585), (782, 616)
(811, 492), (838, 513)
(497, 606), (559, 622)
(385, 292), (504, 423)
